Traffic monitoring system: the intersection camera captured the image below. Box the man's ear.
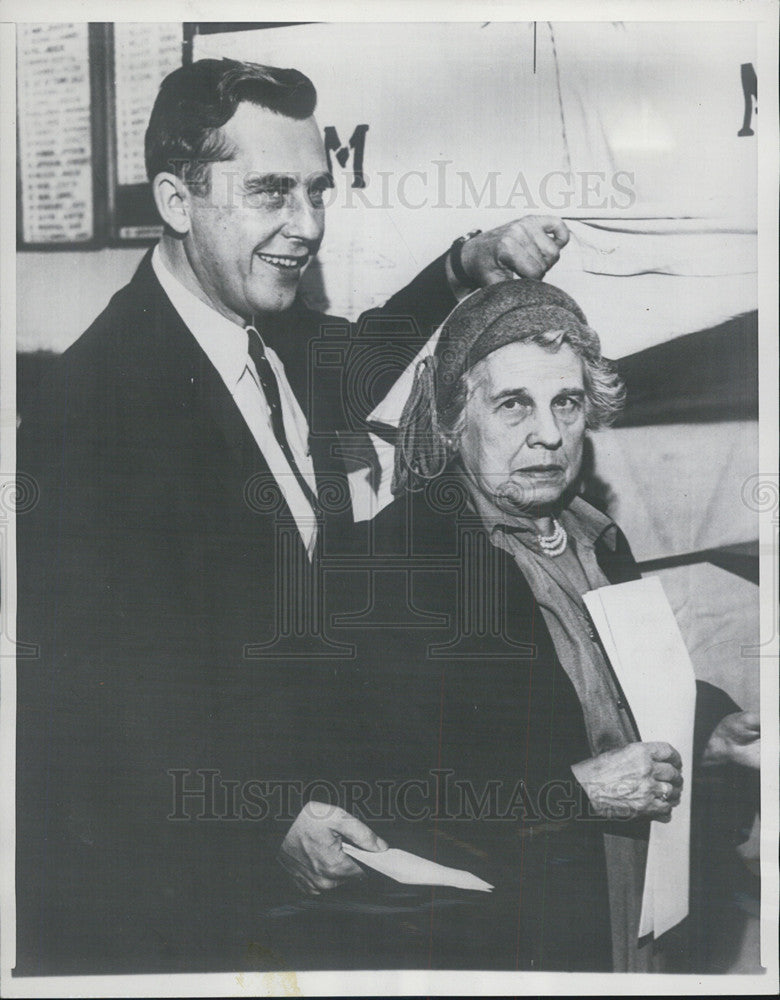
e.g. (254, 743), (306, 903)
(152, 172), (192, 235)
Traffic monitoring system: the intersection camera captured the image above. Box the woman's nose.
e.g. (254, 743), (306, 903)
(526, 408), (563, 449)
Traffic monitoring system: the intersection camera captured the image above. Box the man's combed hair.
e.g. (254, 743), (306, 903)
(144, 58), (318, 189)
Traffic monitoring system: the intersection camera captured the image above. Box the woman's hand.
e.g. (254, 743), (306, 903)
(571, 741), (683, 822)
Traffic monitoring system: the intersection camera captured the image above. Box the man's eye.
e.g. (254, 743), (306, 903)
(246, 181), (291, 206)
(308, 187), (326, 208)
(307, 177), (333, 208)
(261, 186), (288, 206)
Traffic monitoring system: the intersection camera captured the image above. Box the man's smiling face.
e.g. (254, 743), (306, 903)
(183, 102), (331, 324)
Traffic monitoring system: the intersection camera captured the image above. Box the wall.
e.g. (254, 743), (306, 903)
(17, 247), (146, 353)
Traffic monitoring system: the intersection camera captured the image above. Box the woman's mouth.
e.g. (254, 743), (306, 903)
(517, 465), (564, 476)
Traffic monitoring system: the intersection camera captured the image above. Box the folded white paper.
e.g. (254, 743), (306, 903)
(583, 576), (696, 939)
(342, 843), (493, 892)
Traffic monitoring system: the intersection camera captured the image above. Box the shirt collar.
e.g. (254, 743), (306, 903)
(464, 474), (618, 552)
(152, 244), (251, 390)
(562, 495), (618, 551)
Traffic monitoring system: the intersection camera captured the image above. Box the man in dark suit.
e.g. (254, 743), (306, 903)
(15, 58), (568, 975)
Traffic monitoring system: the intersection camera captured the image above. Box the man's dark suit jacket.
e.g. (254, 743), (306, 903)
(15, 250), (455, 976)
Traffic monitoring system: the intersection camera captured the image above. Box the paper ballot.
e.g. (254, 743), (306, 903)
(342, 843), (494, 892)
(583, 576), (697, 939)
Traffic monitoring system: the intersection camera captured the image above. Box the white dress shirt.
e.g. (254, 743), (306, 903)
(151, 246), (318, 557)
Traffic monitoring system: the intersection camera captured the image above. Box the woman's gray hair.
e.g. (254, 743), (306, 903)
(392, 281), (625, 495)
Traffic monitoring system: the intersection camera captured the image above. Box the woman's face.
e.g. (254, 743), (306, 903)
(456, 340), (587, 516)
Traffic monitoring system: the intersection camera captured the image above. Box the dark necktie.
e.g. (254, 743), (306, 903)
(245, 325), (320, 514)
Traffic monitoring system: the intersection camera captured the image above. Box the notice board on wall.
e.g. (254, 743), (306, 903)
(16, 22), (186, 249)
(107, 22), (184, 242)
(16, 23), (105, 248)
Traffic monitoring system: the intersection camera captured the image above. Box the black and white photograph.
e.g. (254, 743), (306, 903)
(0, 1), (777, 996)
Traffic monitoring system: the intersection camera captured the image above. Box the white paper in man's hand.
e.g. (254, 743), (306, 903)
(584, 576), (696, 940)
(342, 843), (493, 892)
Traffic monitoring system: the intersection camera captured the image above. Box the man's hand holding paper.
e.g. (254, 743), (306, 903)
(279, 801), (388, 896)
(279, 800), (493, 897)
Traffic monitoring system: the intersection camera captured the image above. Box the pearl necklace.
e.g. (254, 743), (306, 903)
(537, 517), (567, 557)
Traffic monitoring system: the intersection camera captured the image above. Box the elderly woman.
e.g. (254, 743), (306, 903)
(280, 279), (758, 972)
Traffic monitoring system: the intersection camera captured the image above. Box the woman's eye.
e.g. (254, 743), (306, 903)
(553, 396), (581, 414)
(499, 398), (530, 415)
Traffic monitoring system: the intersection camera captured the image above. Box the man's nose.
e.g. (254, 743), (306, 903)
(526, 408), (563, 449)
(283, 188), (323, 244)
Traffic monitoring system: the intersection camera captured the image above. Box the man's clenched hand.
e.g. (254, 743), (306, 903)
(454, 215), (570, 289)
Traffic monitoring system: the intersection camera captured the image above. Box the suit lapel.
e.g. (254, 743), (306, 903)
(132, 252), (300, 498)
